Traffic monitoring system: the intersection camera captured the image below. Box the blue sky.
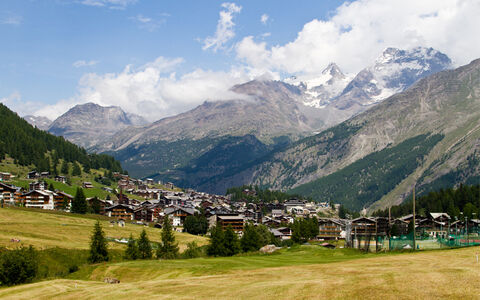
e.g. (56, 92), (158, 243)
(1, 0), (479, 121)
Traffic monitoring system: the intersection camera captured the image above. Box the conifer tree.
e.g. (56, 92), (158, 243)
(88, 221), (109, 263)
(60, 161), (69, 175)
(156, 216), (179, 259)
(240, 223), (262, 252)
(138, 229), (152, 259)
(72, 162), (81, 176)
(71, 187), (87, 214)
(124, 234), (139, 260)
(90, 196), (101, 214)
(207, 225), (226, 257)
(224, 225), (241, 256)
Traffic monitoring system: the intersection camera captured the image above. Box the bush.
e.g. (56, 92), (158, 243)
(182, 241), (203, 259)
(0, 246), (38, 286)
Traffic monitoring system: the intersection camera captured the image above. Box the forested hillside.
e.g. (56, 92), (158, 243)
(290, 134), (443, 211)
(373, 184), (480, 219)
(0, 104), (123, 173)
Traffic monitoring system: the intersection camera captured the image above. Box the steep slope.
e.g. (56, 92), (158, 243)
(333, 47), (451, 110)
(208, 58), (480, 210)
(0, 103), (123, 173)
(98, 47), (452, 184)
(96, 80), (317, 179)
(23, 115), (52, 130)
(48, 103), (148, 148)
(284, 63), (353, 108)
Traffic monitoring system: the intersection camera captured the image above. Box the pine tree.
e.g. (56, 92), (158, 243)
(91, 196), (101, 214)
(72, 162), (81, 176)
(124, 234), (139, 260)
(156, 216), (179, 259)
(138, 229), (152, 259)
(224, 225), (240, 256)
(240, 223), (262, 252)
(88, 221), (109, 263)
(71, 187), (87, 214)
(48, 183), (55, 192)
(61, 161), (69, 175)
(207, 225), (226, 257)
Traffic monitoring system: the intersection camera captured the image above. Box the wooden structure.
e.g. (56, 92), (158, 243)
(318, 218), (345, 240)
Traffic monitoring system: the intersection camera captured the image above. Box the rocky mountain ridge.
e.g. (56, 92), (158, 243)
(48, 103), (148, 149)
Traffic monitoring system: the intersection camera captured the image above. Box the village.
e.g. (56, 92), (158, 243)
(1, 170), (479, 252)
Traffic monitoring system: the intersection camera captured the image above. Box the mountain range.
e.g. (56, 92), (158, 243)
(24, 46), (476, 212)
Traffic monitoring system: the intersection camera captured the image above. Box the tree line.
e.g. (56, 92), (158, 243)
(226, 185), (306, 204)
(373, 184), (480, 220)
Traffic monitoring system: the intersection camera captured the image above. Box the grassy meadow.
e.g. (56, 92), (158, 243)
(1, 207), (480, 299)
(0, 207), (207, 251)
(0, 245), (479, 299)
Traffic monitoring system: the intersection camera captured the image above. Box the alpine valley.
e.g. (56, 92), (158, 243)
(27, 46), (480, 211)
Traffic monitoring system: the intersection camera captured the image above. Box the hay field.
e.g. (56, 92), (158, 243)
(1, 245), (479, 299)
(0, 207), (207, 250)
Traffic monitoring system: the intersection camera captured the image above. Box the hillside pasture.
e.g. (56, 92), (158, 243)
(0, 246), (479, 299)
(0, 207), (207, 250)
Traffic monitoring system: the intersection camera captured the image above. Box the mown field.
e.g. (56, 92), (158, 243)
(0, 245), (479, 299)
(0, 207), (207, 250)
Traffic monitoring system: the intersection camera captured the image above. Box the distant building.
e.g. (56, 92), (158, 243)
(0, 172), (11, 181)
(82, 182), (94, 189)
(0, 182), (17, 206)
(54, 175), (67, 184)
(29, 181), (45, 191)
(214, 214), (244, 233)
(105, 204), (134, 220)
(318, 218), (345, 240)
(24, 190), (55, 210)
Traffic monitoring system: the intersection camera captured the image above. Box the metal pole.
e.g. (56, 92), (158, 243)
(413, 184), (416, 251)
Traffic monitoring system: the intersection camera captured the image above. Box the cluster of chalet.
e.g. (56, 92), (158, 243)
(3, 171), (478, 242)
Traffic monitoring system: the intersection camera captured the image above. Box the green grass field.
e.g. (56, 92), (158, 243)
(1, 207), (480, 299)
(0, 245), (479, 299)
(0, 207), (207, 251)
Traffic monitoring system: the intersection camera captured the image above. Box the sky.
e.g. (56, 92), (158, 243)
(1, 0), (480, 122)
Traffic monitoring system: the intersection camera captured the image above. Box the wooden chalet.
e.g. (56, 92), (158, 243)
(27, 171), (39, 179)
(0, 182), (17, 206)
(55, 191), (74, 210)
(269, 227), (292, 240)
(164, 206), (196, 226)
(351, 217), (389, 237)
(105, 204), (134, 220)
(0, 172), (11, 181)
(318, 218), (345, 240)
(82, 182), (94, 189)
(24, 190), (55, 210)
(134, 206), (154, 222)
(29, 181), (45, 191)
(417, 212), (451, 238)
(390, 218), (409, 236)
(215, 214), (244, 233)
(86, 197), (110, 215)
(54, 175), (67, 184)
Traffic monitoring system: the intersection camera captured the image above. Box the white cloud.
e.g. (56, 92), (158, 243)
(236, 0), (480, 76)
(80, 0), (137, 9)
(129, 14), (167, 31)
(260, 14), (269, 25)
(73, 60), (99, 68)
(0, 92), (44, 117)
(202, 2), (242, 52)
(33, 57), (251, 121)
(0, 13), (22, 25)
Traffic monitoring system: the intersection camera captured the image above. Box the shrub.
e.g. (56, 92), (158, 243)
(0, 246), (38, 286)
